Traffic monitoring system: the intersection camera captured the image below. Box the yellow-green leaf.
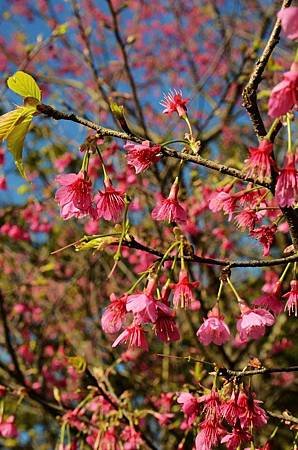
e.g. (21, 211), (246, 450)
(0, 108), (28, 141)
(7, 116), (32, 178)
(7, 71), (41, 101)
(68, 356), (86, 373)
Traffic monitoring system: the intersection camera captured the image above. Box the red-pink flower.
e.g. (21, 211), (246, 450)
(112, 323), (148, 351)
(55, 172), (94, 220)
(94, 178), (125, 222)
(221, 427), (252, 450)
(283, 279), (298, 316)
(177, 392), (199, 418)
(126, 277), (158, 323)
(124, 140), (161, 173)
(221, 391), (244, 426)
(171, 269), (200, 308)
(268, 62), (298, 118)
(237, 391), (268, 429)
(277, 7), (298, 40)
(209, 186), (236, 221)
(0, 176), (7, 190)
(236, 302), (275, 341)
(195, 420), (225, 450)
(101, 293), (128, 334)
(160, 89), (189, 117)
(250, 224), (277, 256)
(253, 291), (283, 315)
(275, 153), (298, 207)
(243, 140), (274, 182)
(234, 209), (260, 231)
(154, 303), (180, 342)
(151, 179), (187, 223)
(197, 306), (230, 346)
(0, 416), (18, 438)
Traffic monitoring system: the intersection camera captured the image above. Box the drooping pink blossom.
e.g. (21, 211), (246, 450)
(243, 140), (274, 182)
(101, 293), (128, 334)
(236, 302), (275, 341)
(126, 277), (158, 323)
(177, 392), (199, 418)
(171, 269), (200, 308)
(124, 140), (161, 173)
(151, 179), (187, 223)
(121, 426), (143, 450)
(253, 291), (283, 315)
(160, 89), (189, 117)
(275, 153), (298, 207)
(195, 420), (225, 450)
(277, 7), (298, 40)
(268, 62), (298, 118)
(112, 323), (149, 351)
(209, 185), (236, 220)
(154, 303), (180, 342)
(94, 178), (125, 222)
(55, 172), (93, 220)
(221, 391), (244, 426)
(197, 306), (230, 346)
(0, 416), (18, 438)
(250, 224), (277, 256)
(237, 391), (268, 429)
(221, 426), (252, 450)
(234, 209), (260, 231)
(283, 279), (298, 316)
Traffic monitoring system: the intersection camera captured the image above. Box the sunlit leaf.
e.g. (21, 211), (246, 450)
(0, 108), (28, 141)
(7, 115), (33, 178)
(7, 71), (41, 101)
(68, 356), (87, 373)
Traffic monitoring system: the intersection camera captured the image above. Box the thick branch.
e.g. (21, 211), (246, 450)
(242, 0), (292, 138)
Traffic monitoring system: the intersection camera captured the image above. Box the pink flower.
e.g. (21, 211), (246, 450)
(121, 426), (143, 450)
(234, 209), (260, 231)
(221, 391), (244, 426)
(237, 391), (268, 428)
(55, 172), (93, 220)
(283, 279), (298, 316)
(221, 427), (252, 450)
(0, 416), (18, 438)
(277, 7), (298, 40)
(54, 153), (73, 172)
(195, 420), (225, 450)
(268, 63), (298, 118)
(126, 277), (158, 323)
(101, 293), (128, 334)
(112, 323), (148, 351)
(154, 303), (180, 342)
(253, 291), (283, 315)
(209, 185), (236, 220)
(275, 153), (298, 207)
(94, 178), (125, 222)
(160, 89), (189, 117)
(197, 306), (230, 346)
(177, 392), (199, 418)
(171, 269), (200, 308)
(243, 140), (274, 182)
(151, 179), (187, 223)
(124, 140), (161, 173)
(0, 176), (7, 190)
(236, 302), (275, 341)
(250, 224), (277, 256)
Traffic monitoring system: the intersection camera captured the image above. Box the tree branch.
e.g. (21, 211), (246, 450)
(242, 0), (292, 138)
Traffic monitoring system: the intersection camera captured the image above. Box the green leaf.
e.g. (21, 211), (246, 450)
(0, 108), (28, 141)
(7, 71), (41, 101)
(7, 115), (33, 178)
